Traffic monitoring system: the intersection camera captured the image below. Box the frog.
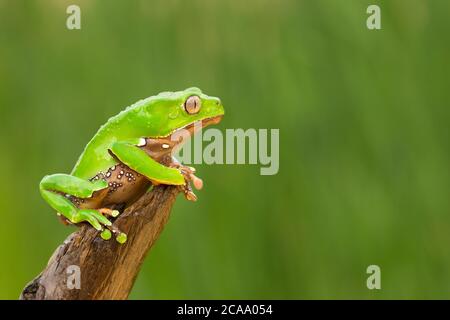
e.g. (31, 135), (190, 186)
(39, 87), (224, 244)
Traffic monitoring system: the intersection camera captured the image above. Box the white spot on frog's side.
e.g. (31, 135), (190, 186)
(137, 138), (147, 147)
(106, 172), (111, 178)
(162, 143), (170, 149)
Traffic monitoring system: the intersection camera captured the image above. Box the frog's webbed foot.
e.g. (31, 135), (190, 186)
(97, 208), (127, 244)
(71, 208), (127, 244)
(170, 162), (203, 202)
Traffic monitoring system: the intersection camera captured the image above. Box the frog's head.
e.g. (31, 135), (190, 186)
(151, 87), (224, 139)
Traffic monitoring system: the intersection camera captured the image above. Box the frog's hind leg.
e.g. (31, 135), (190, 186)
(39, 174), (127, 243)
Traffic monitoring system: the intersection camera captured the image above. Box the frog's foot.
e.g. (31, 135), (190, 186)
(100, 225), (127, 244)
(181, 183), (197, 202)
(97, 208), (127, 243)
(170, 163), (203, 201)
(72, 209), (127, 244)
(72, 209), (112, 230)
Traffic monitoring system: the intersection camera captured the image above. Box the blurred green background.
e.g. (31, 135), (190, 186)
(0, 0), (449, 299)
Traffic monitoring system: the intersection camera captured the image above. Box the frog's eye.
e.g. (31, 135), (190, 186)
(184, 96), (201, 114)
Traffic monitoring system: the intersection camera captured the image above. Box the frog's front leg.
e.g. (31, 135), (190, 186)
(108, 140), (188, 185)
(169, 158), (203, 201)
(39, 174), (127, 243)
(109, 141), (206, 201)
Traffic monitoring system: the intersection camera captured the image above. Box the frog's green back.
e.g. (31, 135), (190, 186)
(70, 87), (224, 180)
(71, 96), (157, 180)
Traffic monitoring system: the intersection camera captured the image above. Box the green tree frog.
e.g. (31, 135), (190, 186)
(40, 88), (224, 243)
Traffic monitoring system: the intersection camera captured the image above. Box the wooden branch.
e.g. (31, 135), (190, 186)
(20, 185), (180, 300)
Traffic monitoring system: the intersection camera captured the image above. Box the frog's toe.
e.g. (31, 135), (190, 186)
(73, 209), (113, 232)
(100, 224), (127, 244)
(190, 174), (203, 190)
(89, 210), (113, 227)
(116, 232), (127, 244)
(181, 183), (197, 202)
(101, 229), (112, 240)
(111, 210), (120, 217)
(98, 208), (121, 218)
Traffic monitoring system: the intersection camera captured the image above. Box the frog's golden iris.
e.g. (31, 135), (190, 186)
(184, 95), (202, 114)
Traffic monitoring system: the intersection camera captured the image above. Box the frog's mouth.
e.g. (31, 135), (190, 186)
(169, 115), (223, 145)
(143, 115), (223, 164)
